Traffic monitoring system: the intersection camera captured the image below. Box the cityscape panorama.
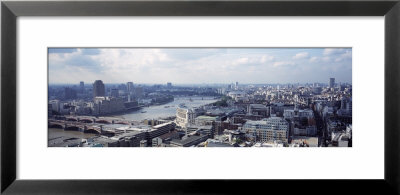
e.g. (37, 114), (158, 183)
(48, 48), (352, 147)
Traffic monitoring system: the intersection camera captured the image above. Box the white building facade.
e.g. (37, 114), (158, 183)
(175, 106), (198, 128)
(243, 117), (289, 143)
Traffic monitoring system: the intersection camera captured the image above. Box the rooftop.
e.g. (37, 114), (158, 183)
(157, 131), (179, 140)
(195, 115), (217, 120)
(170, 135), (208, 146)
(153, 121), (175, 129)
(206, 142), (233, 147)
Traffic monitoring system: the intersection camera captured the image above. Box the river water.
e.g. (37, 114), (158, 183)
(49, 96), (218, 140)
(109, 96), (218, 121)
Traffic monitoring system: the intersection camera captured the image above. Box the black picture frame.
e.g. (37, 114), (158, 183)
(1, 0), (399, 194)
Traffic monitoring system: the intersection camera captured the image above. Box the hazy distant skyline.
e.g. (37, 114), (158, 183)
(48, 48), (352, 84)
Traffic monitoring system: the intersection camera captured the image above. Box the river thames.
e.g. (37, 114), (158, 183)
(48, 96), (218, 140)
(112, 96), (218, 121)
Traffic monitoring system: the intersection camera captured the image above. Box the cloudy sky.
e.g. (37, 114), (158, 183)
(48, 48), (352, 85)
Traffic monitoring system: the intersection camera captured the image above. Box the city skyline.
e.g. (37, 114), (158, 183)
(48, 80), (351, 86)
(48, 48), (352, 84)
(48, 49), (352, 147)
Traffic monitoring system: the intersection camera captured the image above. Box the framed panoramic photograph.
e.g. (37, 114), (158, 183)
(47, 47), (352, 148)
(2, 0), (400, 194)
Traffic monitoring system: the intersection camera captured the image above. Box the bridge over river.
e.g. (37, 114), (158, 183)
(48, 116), (132, 135)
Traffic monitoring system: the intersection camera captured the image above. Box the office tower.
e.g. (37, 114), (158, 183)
(93, 80), (105, 97)
(118, 83), (127, 91)
(134, 85), (143, 98)
(79, 81), (84, 93)
(110, 88), (119, 97)
(329, 78), (335, 88)
(277, 85), (280, 98)
(127, 82), (134, 93)
(167, 82), (172, 88)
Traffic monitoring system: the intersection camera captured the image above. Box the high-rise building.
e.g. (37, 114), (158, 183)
(329, 78), (335, 88)
(49, 100), (61, 113)
(110, 88), (119, 97)
(127, 82), (134, 93)
(175, 105), (200, 128)
(93, 80), (105, 97)
(79, 81), (84, 93)
(134, 85), (143, 98)
(167, 82), (172, 88)
(117, 83), (127, 91)
(277, 85), (280, 99)
(339, 85), (346, 91)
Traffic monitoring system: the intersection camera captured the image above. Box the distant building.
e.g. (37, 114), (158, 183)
(64, 87), (77, 100)
(195, 115), (217, 126)
(167, 82), (172, 88)
(313, 86), (322, 94)
(110, 88), (119, 97)
(283, 106), (314, 120)
(228, 91), (246, 101)
(329, 78), (335, 88)
(49, 100), (61, 113)
(133, 85), (143, 98)
(127, 82), (134, 93)
(79, 81), (84, 93)
(247, 104), (270, 117)
(92, 96), (125, 115)
(93, 80), (105, 97)
(339, 85), (346, 92)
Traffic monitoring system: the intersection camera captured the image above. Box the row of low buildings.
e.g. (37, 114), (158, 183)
(64, 122), (178, 147)
(243, 117), (289, 143)
(173, 101), (320, 146)
(49, 96), (140, 116)
(51, 120), (222, 147)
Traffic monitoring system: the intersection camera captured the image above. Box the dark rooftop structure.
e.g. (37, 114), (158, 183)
(170, 135), (208, 147)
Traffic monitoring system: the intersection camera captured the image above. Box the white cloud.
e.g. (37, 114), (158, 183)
(322, 56), (331, 62)
(232, 57), (249, 65)
(48, 48), (352, 84)
(323, 48), (345, 56)
(309, 56), (319, 62)
(293, 52), (309, 59)
(334, 50), (352, 62)
(260, 55), (275, 63)
(273, 61), (295, 67)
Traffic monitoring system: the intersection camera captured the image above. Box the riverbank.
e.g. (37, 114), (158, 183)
(112, 96), (219, 121)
